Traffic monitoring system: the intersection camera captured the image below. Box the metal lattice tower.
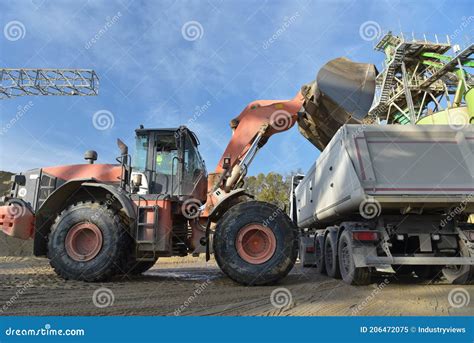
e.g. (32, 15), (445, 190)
(368, 32), (473, 124)
(0, 69), (99, 99)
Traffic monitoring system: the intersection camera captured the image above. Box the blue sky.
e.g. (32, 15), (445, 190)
(0, 0), (472, 175)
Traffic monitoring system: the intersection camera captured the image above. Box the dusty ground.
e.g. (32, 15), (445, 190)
(0, 256), (472, 316)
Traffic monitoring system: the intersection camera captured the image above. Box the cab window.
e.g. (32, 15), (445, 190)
(133, 134), (148, 171)
(155, 150), (177, 175)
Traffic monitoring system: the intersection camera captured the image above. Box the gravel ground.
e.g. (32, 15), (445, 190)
(0, 257), (472, 316)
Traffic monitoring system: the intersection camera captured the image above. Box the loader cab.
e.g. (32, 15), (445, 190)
(132, 126), (207, 198)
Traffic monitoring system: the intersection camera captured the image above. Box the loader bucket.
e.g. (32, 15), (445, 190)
(298, 57), (376, 150)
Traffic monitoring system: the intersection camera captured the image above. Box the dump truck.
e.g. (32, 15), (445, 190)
(294, 33), (474, 285)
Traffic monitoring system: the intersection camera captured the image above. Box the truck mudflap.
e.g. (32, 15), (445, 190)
(0, 200), (35, 240)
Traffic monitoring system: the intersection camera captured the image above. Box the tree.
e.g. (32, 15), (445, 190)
(244, 171), (302, 213)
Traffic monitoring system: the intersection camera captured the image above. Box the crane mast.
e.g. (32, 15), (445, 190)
(0, 68), (98, 99)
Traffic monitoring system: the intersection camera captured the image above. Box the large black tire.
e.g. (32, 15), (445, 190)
(47, 201), (131, 282)
(413, 265), (442, 281)
(213, 201), (298, 286)
(338, 230), (371, 285)
(324, 232), (341, 279)
(393, 265), (414, 277)
(442, 239), (474, 284)
(314, 234), (326, 275)
(123, 257), (158, 275)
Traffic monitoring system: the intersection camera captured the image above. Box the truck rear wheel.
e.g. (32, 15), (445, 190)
(338, 230), (371, 285)
(315, 234), (326, 275)
(47, 201), (130, 282)
(442, 239), (474, 284)
(324, 232), (341, 279)
(213, 201), (298, 286)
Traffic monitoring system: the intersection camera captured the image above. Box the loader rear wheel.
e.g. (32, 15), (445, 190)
(324, 233), (341, 279)
(442, 239), (474, 284)
(338, 230), (371, 285)
(48, 201), (130, 282)
(213, 201), (298, 286)
(123, 257), (158, 275)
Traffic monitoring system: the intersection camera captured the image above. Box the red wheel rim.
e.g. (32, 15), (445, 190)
(65, 222), (103, 262)
(236, 224), (276, 264)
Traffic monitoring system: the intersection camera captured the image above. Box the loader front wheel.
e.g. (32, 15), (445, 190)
(213, 201), (298, 286)
(48, 201), (130, 282)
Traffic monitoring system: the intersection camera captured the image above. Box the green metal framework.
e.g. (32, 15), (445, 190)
(369, 32), (473, 124)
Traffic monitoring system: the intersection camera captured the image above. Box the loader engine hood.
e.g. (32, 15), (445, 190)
(6, 164), (121, 212)
(298, 57), (377, 151)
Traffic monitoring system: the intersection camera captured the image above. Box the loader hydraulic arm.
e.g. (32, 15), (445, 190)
(215, 92), (304, 189)
(202, 92), (304, 217)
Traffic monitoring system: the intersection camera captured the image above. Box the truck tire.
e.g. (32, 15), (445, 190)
(393, 265), (414, 277)
(442, 239), (474, 284)
(413, 265), (442, 281)
(47, 201), (130, 282)
(213, 201), (298, 286)
(338, 230), (371, 285)
(324, 232), (341, 279)
(315, 234), (326, 275)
